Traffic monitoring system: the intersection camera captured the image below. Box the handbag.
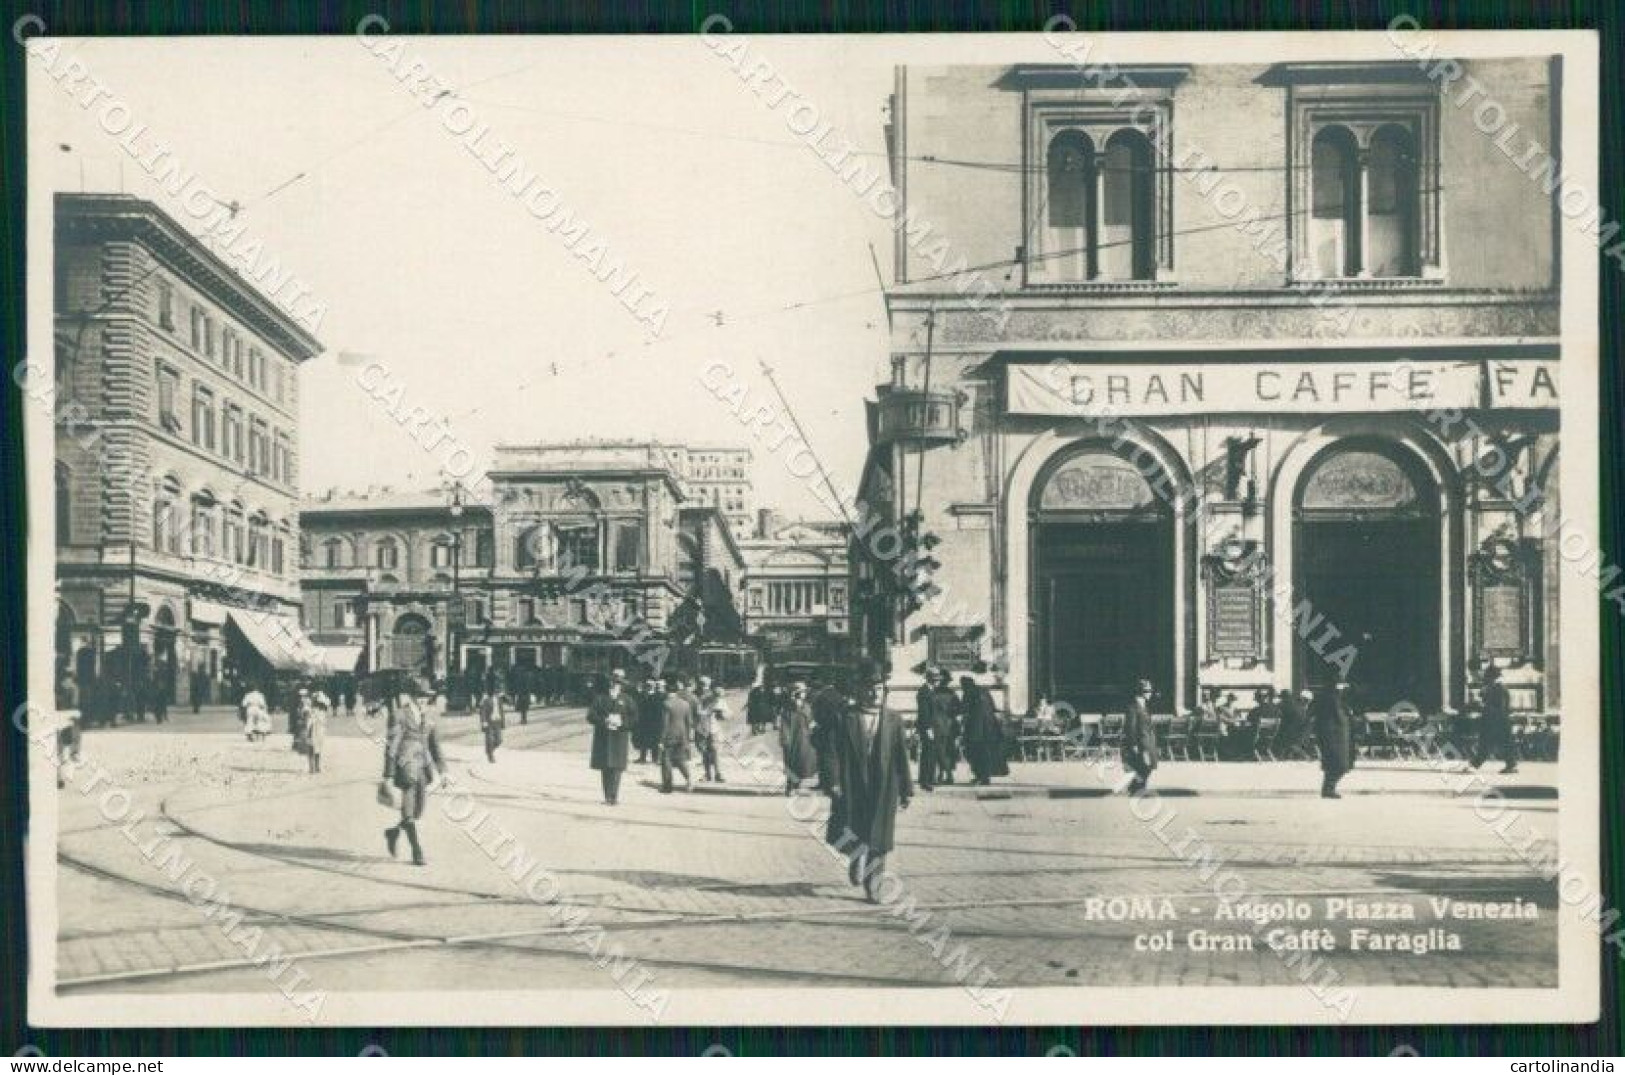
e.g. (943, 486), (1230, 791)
(375, 780), (397, 807)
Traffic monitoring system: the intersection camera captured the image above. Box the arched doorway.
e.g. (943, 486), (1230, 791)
(1031, 445), (1176, 713)
(391, 613), (432, 673)
(1293, 440), (1441, 710)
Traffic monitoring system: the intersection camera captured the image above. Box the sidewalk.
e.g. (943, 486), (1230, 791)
(923, 757), (1557, 800)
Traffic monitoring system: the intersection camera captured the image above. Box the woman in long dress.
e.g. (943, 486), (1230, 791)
(241, 686), (271, 742)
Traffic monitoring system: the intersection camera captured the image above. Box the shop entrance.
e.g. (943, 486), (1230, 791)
(1293, 443), (1441, 711)
(1032, 447), (1176, 714)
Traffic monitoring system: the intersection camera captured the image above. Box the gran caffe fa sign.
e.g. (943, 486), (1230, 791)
(1006, 357), (1560, 417)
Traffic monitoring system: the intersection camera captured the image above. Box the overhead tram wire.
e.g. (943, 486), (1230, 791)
(248, 62), (540, 210)
(455, 94), (1389, 177)
(439, 174), (1456, 424)
(755, 356), (858, 531)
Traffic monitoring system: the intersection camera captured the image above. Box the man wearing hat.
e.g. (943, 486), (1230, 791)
(1312, 679), (1355, 798)
(1471, 664), (1519, 774)
(659, 674), (696, 793)
(824, 666), (912, 902)
(1122, 679), (1159, 794)
(915, 666), (944, 792)
(587, 670), (636, 804)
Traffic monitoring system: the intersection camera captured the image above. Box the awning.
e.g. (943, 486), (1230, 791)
(226, 610), (317, 673)
(308, 644), (364, 675)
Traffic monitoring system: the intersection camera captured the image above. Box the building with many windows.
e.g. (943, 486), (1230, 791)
(857, 60), (1562, 718)
(54, 193), (323, 707)
(297, 443), (750, 693)
(299, 486), (493, 682)
(739, 519), (853, 667)
(678, 445), (756, 542)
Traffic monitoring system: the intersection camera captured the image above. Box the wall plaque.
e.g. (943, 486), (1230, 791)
(1478, 584), (1524, 656)
(927, 625), (984, 670)
(1203, 540), (1266, 662)
(1470, 535), (1537, 662)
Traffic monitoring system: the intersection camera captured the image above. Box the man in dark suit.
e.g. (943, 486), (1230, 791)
(1313, 680), (1355, 798)
(959, 675), (1008, 785)
(659, 675), (696, 793)
(587, 669), (635, 805)
(810, 671), (847, 794)
(915, 665), (942, 792)
(825, 669), (913, 903)
(1471, 664), (1519, 774)
(1122, 679), (1159, 794)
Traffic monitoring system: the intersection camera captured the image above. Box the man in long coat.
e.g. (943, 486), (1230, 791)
(1312, 680), (1355, 798)
(1471, 664), (1519, 774)
(634, 679), (663, 763)
(825, 671), (913, 902)
(778, 680), (820, 795)
(1121, 679), (1159, 794)
(477, 689), (506, 764)
(959, 675), (1008, 785)
(586, 670), (636, 805)
(810, 673), (847, 793)
(915, 666), (943, 791)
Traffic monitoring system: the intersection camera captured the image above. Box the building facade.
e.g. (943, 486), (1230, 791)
(740, 519), (853, 666)
(299, 488), (493, 681)
(55, 193), (323, 707)
(858, 60), (1561, 717)
(298, 444), (750, 690)
(677, 445), (756, 542)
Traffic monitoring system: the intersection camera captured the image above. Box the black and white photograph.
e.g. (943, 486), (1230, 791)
(20, 24), (1602, 1030)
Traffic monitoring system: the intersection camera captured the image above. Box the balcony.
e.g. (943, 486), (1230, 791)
(875, 387), (962, 446)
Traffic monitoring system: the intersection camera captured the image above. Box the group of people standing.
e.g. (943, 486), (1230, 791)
(914, 667), (1008, 789)
(586, 670), (731, 804)
(239, 683), (330, 774)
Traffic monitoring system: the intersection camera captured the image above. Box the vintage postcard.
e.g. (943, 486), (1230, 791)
(23, 26), (1602, 1027)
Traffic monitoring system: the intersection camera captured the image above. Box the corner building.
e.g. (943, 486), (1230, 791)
(858, 60), (1562, 718)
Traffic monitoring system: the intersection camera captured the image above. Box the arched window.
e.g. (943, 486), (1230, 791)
(190, 491), (217, 558)
(374, 537), (400, 570)
(322, 537), (348, 568)
(516, 524), (549, 571)
(1100, 130), (1155, 281)
(1367, 125), (1419, 278)
(1311, 125), (1361, 278)
(152, 476), (183, 555)
(1045, 131), (1094, 281)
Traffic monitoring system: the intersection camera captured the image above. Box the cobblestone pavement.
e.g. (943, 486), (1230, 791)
(52, 696), (1561, 1016)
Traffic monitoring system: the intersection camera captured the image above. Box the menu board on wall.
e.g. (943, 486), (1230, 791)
(1209, 580), (1261, 659)
(1478, 582), (1526, 658)
(928, 625), (983, 670)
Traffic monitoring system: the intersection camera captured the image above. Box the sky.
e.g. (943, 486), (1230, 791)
(35, 34), (900, 521)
